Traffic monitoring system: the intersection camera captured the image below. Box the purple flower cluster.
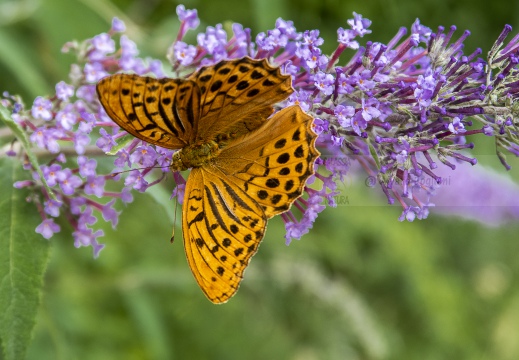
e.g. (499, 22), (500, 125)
(168, 9), (519, 239)
(3, 6), (519, 254)
(4, 17), (169, 257)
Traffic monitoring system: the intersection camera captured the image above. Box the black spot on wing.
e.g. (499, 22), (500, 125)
(218, 67), (231, 75)
(210, 80), (223, 92)
(247, 89), (260, 97)
(278, 167), (290, 175)
(292, 129), (301, 141)
(250, 70), (264, 79)
(188, 211), (204, 227)
(277, 153), (290, 164)
(271, 194), (282, 204)
(275, 139), (287, 148)
(236, 81), (249, 90)
(294, 145), (304, 158)
(266, 179), (280, 188)
(257, 190), (268, 199)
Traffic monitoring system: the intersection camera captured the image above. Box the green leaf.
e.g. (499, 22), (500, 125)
(368, 139), (381, 169)
(106, 133), (135, 155)
(0, 157), (50, 360)
(0, 103), (56, 200)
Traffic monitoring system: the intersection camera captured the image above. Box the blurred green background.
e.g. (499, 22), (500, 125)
(2, 0), (519, 359)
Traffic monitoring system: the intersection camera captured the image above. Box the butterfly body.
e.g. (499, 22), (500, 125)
(170, 140), (221, 171)
(97, 57), (319, 303)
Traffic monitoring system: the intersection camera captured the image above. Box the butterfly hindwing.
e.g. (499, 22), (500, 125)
(182, 167), (267, 303)
(215, 105), (320, 218)
(96, 74), (201, 149)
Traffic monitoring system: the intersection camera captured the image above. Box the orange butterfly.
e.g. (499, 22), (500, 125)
(97, 57), (319, 303)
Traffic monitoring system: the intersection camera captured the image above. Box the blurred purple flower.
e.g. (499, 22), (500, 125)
(31, 96), (53, 120)
(171, 41), (197, 66)
(36, 219), (61, 239)
(176, 5), (200, 30)
(111, 17), (126, 33)
(55, 81), (75, 101)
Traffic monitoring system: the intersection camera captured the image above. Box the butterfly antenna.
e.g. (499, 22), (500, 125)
(110, 165), (170, 177)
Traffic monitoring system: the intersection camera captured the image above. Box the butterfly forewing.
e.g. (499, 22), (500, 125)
(96, 74), (201, 149)
(182, 167), (267, 303)
(188, 57), (294, 142)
